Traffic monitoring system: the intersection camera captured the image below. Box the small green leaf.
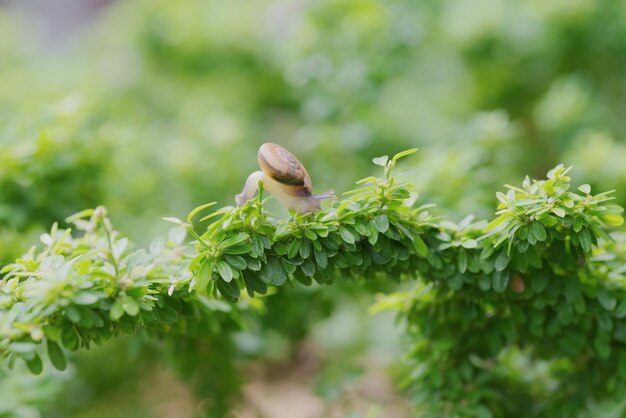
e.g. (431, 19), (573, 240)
(260, 258), (287, 286)
(462, 239), (478, 249)
(299, 239), (312, 258)
(339, 227), (356, 244)
(251, 233), (264, 256)
(120, 297), (140, 316)
(601, 214), (624, 227)
(412, 234), (428, 257)
(217, 280), (240, 302)
(314, 248), (328, 269)
(47, 341), (67, 371)
(356, 176), (378, 185)
(551, 208), (566, 218)
(495, 251), (510, 271)
(110, 300), (124, 321)
(243, 273), (267, 296)
(61, 324), (79, 351)
(218, 233), (250, 250)
(25, 354), (43, 375)
(492, 271), (509, 293)
(73, 292), (103, 306)
(578, 184), (591, 194)
(531, 222), (547, 242)
(162, 217), (184, 226)
(458, 249), (467, 274)
(187, 202), (217, 224)
(579, 227), (592, 252)
(288, 239), (302, 259)
(485, 214), (512, 232)
(573, 217), (583, 232)
(374, 214), (390, 233)
(195, 260), (214, 295)
(43, 325), (62, 342)
(216, 260), (234, 282)
(225, 255), (247, 270)
(392, 148), (418, 162)
(372, 155), (389, 167)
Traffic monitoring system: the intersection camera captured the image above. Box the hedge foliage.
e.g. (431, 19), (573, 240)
(1, 151), (624, 417)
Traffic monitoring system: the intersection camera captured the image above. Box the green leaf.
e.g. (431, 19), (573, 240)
(61, 324), (79, 351)
(601, 214), (624, 227)
(372, 155), (389, 167)
(65, 209), (95, 223)
(110, 300), (124, 321)
(573, 217), (583, 232)
(120, 297), (140, 316)
(187, 202), (217, 223)
(339, 227), (356, 244)
(221, 243), (252, 255)
(492, 271), (509, 293)
(216, 260), (234, 282)
(288, 239), (302, 259)
(43, 325), (62, 342)
(47, 341), (67, 371)
(162, 217), (184, 226)
(73, 292), (103, 306)
(299, 239), (312, 259)
(374, 214), (390, 233)
(217, 279), (240, 302)
(356, 176), (378, 185)
(579, 227), (592, 252)
(531, 222), (547, 242)
(300, 260), (316, 277)
(485, 214), (512, 232)
(551, 208), (566, 218)
(578, 184), (591, 194)
(225, 255), (247, 270)
(494, 250), (510, 271)
(412, 234), (428, 257)
(25, 354), (43, 375)
(195, 260), (214, 294)
(458, 249), (467, 274)
(392, 148), (418, 162)
(260, 258), (287, 286)
(313, 248), (328, 269)
(218, 233), (250, 249)
(65, 306), (81, 323)
(462, 239), (478, 249)
(251, 233), (264, 256)
(243, 273), (267, 297)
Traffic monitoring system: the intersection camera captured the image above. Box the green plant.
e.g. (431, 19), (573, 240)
(1, 150), (624, 417)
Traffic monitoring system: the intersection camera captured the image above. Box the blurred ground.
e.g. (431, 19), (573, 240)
(235, 341), (410, 418)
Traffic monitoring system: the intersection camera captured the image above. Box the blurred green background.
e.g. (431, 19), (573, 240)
(1, 0), (626, 417)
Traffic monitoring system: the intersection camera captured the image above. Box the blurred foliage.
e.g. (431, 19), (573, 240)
(1, 0), (626, 416)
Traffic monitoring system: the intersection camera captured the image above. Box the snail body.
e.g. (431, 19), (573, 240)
(235, 143), (335, 213)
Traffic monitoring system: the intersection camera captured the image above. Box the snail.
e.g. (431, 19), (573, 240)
(235, 143), (336, 213)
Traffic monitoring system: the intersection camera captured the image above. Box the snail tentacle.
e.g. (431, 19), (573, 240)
(235, 171), (265, 207)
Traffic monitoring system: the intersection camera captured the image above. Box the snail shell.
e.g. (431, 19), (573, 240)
(257, 143), (313, 195)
